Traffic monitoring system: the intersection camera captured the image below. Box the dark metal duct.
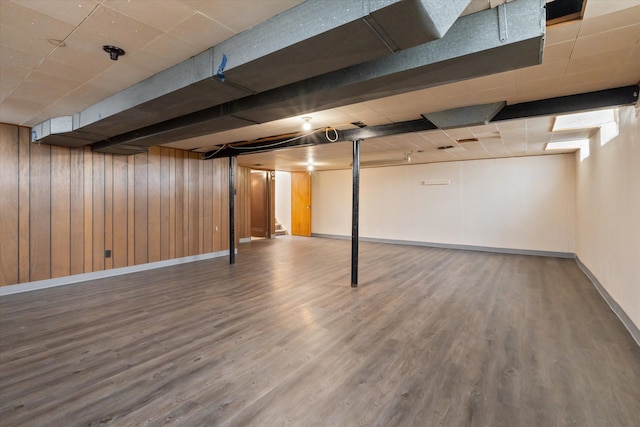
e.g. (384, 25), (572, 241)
(91, 0), (545, 154)
(423, 102), (507, 129)
(31, 0), (472, 149)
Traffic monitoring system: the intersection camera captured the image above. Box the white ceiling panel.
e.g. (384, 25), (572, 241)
(104, 0), (194, 32)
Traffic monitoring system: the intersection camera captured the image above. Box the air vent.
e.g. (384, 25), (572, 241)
(546, 0), (586, 26)
(438, 145), (455, 150)
(351, 121), (367, 128)
(456, 137), (479, 143)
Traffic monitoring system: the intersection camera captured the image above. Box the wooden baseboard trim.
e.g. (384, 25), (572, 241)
(575, 256), (640, 348)
(0, 250), (235, 296)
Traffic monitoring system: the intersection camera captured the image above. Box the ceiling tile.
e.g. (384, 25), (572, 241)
(465, 71), (515, 91)
(0, 23), (56, 58)
(169, 12), (234, 52)
(87, 61), (155, 93)
(0, 96), (49, 125)
(1, 1), (76, 39)
(572, 24), (640, 58)
(142, 34), (198, 66)
(103, 0), (194, 32)
(566, 48), (629, 75)
(545, 20), (581, 46)
(474, 85), (517, 105)
(0, 64), (27, 93)
(51, 83), (113, 112)
(37, 55), (104, 83)
(183, 0), (304, 33)
(579, 5), (640, 37)
(0, 44), (45, 71)
(564, 65), (623, 83)
(46, 42), (108, 70)
(125, 49), (180, 75)
(80, 4), (164, 52)
(543, 40), (574, 63)
(514, 60), (568, 84)
(583, 1), (640, 20)
(10, 0), (99, 26)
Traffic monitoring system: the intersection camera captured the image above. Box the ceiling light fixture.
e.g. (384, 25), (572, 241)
(544, 139), (589, 151)
(103, 45), (125, 61)
(302, 117), (312, 131)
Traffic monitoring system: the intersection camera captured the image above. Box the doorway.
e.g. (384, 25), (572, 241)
(291, 171), (312, 236)
(250, 170), (275, 239)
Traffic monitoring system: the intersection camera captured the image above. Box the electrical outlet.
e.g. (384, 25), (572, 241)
(105, 250), (112, 258)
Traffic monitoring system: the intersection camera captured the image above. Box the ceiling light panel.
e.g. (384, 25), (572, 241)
(552, 108), (616, 131)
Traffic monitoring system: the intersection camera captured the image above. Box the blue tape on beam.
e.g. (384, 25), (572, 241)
(217, 54), (227, 82)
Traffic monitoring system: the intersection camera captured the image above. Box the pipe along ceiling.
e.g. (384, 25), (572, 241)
(32, 0), (547, 155)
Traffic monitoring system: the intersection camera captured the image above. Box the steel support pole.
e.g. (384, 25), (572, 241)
(351, 139), (361, 287)
(229, 155), (236, 265)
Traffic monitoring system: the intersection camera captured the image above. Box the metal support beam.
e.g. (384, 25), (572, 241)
(229, 156), (236, 265)
(204, 118), (437, 159)
(351, 139), (361, 288)
(492, 85), (639, 122)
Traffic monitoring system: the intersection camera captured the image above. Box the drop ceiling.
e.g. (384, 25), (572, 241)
(1, 0), (639, 171)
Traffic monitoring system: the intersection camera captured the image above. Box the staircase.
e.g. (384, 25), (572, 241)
(275, 220), (288, 236)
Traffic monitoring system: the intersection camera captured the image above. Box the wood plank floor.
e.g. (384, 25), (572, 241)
(1, 237), (639, 426)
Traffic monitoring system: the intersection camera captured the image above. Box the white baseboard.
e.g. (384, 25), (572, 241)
(0, 249), (235, 296)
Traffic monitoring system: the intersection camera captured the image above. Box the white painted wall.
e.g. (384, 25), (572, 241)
(275, 171), (292, 234)
(575, 105), (640, 329)
(312, 154), (576, 253)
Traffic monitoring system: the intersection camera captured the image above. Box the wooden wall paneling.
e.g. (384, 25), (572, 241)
(104, 154), (113, 270)
(134, 152), (148, 265)
(147, 147), (161, 263)
(168, 148), (176, 260)
(92, 153), (105, 271)
(198, 153), (204, 254)
(175, 150), (184, 258)
(70, 147), (84, 276)
(220, 159), (230, 250)
(234, 166), (249, 241)
(113, 155), (128, 269)
(29, 142), (51, 281)
(189, 153), (199, 256)
(0, 124), (19, 286)
(204, 158), (214, 253)
(83, 147), (93, 273)
(50, 146), (71, 278)
(240, 167), (251, 240)
(18, 127), (31, 283)
(183, 153), (189, 256)
(212, 159), (221, 252)
(127, 156), (135, 267)
(160, 147), (171, 261)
